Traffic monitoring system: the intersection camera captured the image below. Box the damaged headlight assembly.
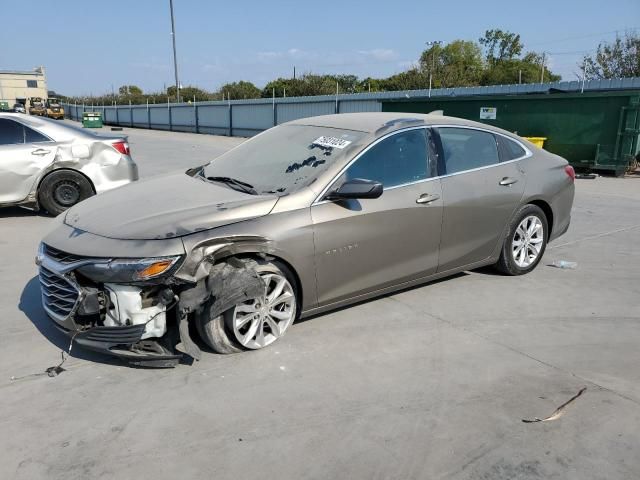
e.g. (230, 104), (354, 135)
(76, 256), (183, 283)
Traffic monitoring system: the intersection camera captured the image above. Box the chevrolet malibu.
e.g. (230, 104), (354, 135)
(0, 113), (138, 214)
(37, 113), (574, 366)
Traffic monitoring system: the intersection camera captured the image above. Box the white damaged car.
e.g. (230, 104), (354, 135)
(0, 113), (138, 214)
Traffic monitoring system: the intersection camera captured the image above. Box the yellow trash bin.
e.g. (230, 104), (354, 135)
(523, 137), (547, 148)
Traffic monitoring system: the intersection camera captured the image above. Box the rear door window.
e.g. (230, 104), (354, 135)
(0, 119), (25, 145)
(438, 127), (499, 174)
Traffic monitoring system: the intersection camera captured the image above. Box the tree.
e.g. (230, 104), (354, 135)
(419, 40), (483, 88)
(262, 74), (338, 97)
(167, 85), (211, 101)
(478, 29), (560, 85)
(118, 85), (143, 96)
(479, 29), (523, 64)
(583, 32), (640, 79)
(380, 68), (428, 91)
(218, 81), (261, 100)
(480, 52), (560, 85)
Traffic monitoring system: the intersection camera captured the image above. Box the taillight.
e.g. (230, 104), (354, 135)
(564, 165), (576, 181)
(112, 141), (130, 156)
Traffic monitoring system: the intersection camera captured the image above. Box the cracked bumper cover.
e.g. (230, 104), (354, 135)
(51, 319), (182, 366)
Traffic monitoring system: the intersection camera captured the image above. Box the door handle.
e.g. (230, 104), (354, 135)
(499, 177), (518, 186)
(416, 193), (440, 204)
(31, 148), (51, 156)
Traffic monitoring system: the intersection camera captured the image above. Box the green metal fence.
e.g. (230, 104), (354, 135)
(383, 91), (640, 175)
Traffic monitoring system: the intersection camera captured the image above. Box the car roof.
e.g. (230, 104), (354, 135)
(0, 113), (123, 142)
(287, 112), (517, 138)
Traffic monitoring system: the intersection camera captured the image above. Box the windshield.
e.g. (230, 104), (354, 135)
(202, 125), (367, 195)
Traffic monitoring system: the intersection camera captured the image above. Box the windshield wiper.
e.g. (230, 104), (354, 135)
(206, 176), (258, 195)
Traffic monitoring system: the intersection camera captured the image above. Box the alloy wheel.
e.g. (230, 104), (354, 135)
(231, 272), (296, 349)
(511, 215), (544, 268)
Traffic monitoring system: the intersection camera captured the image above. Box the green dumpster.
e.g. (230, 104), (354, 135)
(0, 101), (9, 111)
(82, 112), (103, 128)
(383, 90), (640, 175)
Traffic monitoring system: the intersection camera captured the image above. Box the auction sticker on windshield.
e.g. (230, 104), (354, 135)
(312, 136), (352, 149)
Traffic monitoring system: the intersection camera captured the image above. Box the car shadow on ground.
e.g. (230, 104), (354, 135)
(0, 207), (49, 219)
(19, 276), (122, 366)
(297, 271), (472, 324)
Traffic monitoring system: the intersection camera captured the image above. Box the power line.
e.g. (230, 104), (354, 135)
(527, 27), (639, 47)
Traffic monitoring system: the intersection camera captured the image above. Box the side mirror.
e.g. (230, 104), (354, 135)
(325, 178), (383, 201)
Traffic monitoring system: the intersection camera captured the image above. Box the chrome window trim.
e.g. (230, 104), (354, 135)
(434, 124), (532, 160)
(312, 125), (431, 206)
(312, 123), (533, 206)
(433, 125), (532, 179)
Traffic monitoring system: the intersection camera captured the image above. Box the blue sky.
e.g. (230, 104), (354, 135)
(1, 0), (638, 95)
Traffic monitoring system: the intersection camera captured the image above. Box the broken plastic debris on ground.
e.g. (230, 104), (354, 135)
(548, 260), (578, 269)
(522, 387), (587, 423)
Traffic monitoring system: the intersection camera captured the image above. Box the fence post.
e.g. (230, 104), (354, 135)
(168, 97), (172, 131)
(272, 88), (276, 126)
(228, 98), (232, 137)
(194, 96), (199, 134)
(147, 98), (151, 129)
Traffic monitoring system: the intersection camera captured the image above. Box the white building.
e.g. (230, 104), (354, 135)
(0, 67), (48, 109)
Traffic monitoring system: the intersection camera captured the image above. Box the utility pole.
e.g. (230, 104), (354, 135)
(169, 0), (180, 103)
(293, 66), (296, 80)
(540, 52), (546, 84)
(519, 69), (522, 84)
(425, 40), (442, 98)
(581, 58), (587, 93)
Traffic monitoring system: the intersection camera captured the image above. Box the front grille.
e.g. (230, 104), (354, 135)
(39, 267), (80, 319)
(43, 244), (86, 264)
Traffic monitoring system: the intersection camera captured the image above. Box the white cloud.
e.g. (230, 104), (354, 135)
(357, 49), (397, 61)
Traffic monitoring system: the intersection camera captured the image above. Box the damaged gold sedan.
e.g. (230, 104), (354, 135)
(36, 113), (575, 367)
(0, 113), (138, 214)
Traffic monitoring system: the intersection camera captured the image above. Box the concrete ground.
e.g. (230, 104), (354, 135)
(1, 124), (639, 480)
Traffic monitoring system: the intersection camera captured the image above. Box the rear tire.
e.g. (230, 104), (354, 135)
(494, 204), (548, 276)
(38, 170), (94, 215)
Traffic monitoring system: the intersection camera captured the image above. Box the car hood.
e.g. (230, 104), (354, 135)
(63, 172), (278, 240)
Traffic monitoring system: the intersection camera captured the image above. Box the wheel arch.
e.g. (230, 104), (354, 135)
(527, 198), (554, 238)
(224, 251), (304, 311)
(37, 167), (97, 196)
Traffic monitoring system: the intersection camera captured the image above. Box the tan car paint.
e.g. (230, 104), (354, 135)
(43, 112), (575, 321)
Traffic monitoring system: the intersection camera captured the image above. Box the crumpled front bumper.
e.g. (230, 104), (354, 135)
(50, 321), (181, 367)
(38, 257), (182, 367)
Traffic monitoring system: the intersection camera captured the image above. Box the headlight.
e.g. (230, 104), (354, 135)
(76, 256), (182, 283)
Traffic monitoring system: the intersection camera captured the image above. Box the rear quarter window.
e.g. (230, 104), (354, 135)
(498, 136), (527, 161)
(24, 125), (51, 143)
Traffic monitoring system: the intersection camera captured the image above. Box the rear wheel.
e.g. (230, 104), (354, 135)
(495, 204), (548, 275)
(196, 258), (298, 353)
(38, 170), (94, 215)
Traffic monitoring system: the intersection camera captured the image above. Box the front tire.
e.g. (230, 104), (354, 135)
(196, 258), (298, 354)
(495, 204), (548, 275)
(38, 170), (94, 215)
